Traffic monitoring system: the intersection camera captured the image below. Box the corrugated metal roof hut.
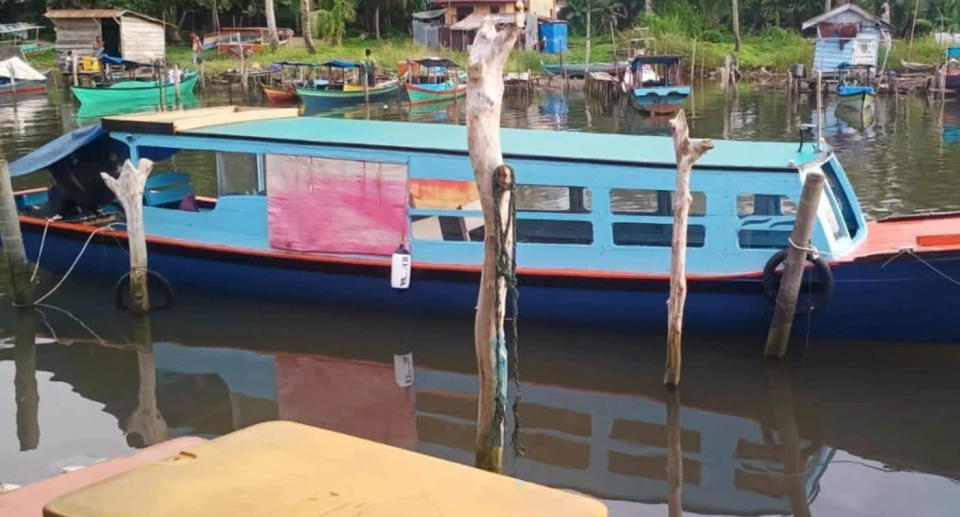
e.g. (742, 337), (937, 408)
(45, 9), (167, 64)
(802, 4), (892, 76)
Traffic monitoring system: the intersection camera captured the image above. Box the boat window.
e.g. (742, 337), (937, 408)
(216, 152), (264, 196)
(738, 230), (792, 249)
(820, 162), (861, 238)
(611, 189), (706, 216)
(412, 217), (593, 245)
(736, 194), (796, 217)
(613, 223), (705, 247)
(517, 185), (591, 213)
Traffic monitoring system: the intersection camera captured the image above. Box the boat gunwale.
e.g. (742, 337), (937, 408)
(71, 72), (199, 93)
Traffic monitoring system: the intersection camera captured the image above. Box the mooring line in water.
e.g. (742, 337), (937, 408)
(34, 302), (106, 345)
(20, 223), (122, 307)
(881, 248), (960, 287)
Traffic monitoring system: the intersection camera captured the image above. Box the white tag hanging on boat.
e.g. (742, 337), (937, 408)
(394, 353), (415, 387)
(391, 245), (411, 289)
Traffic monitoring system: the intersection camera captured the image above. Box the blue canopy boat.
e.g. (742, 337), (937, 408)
(626, 55), (690, 115)
(296, 60), (399, 113)
(835, 62), (875, 111)
(6, 107), (960, 342)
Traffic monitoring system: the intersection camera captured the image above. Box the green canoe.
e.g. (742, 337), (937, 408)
(71, 72), (199, 105)
(405, 79), (466, 105)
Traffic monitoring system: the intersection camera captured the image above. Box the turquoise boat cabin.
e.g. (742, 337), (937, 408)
(6, 107), (960, 342)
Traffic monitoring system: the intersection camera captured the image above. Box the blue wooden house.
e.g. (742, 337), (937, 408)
(802, 4), (892, 76)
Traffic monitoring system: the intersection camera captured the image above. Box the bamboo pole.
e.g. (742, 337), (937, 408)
(466, 19), (520, 474)
(101, 159), (153, 314)
(173, 66), (182, 107)
(664, 110), (713, 387)
(14, 307), (38, 451)
(0, 159), (32, 305)
(665, 388), (683, 517)
(362, 63), (370, 104)
(908, 0), (921, 60)
(689, 40), (696, 84)
(763, 172), (825, 358)
(816, 70), (823, 150)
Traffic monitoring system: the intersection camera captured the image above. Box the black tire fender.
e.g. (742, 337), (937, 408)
(762, 248), (833, 314)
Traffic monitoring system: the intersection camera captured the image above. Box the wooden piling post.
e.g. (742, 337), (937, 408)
(362, 63), (370, 104)
(101, 159), (153, 313)
(689, 40), (696, 84)
(0, 159), (32, 305)
(763, 172), (826, 358)
(664, 110), (713, 387)
(71, 54), (79, 87)
(816, 70), (823, 149)
(173, 65), (182, 106)
(466, 19), (520, 474)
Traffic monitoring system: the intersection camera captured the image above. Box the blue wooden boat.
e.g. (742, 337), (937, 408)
(835, 62), (875, 110)
(626, 55), (690, 115)
(296, 60), (399, 113)
(6, 108), (960, 342)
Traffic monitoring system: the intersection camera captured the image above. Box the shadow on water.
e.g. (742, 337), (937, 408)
(0, 274), (959, 515)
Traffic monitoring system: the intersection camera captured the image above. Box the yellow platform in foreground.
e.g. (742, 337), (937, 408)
(43, 421), (607, 517)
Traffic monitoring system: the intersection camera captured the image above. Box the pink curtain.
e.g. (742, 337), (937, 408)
(266, 155), (408, 256)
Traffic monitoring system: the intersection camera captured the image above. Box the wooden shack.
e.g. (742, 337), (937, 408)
(802, 4), (892, 76)
(45, 9), (167, 64)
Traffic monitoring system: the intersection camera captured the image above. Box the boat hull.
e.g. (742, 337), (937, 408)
(14, 216), (960, 343)
(405, 82), (466, 105)
(945, 72), (960, 90)
(70, 73), (199, 105)
(0, 78), (47, 96)
(298, 82), (399, 112)
(837, 91), (875, 110)
(629, 86), (690, 115)
(262, 84), (299, 104)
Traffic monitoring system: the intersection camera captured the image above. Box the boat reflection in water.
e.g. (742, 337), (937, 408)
(3, 282), (959, 515)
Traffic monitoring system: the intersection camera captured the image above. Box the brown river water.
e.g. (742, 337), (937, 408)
(0, 84), (958, 515)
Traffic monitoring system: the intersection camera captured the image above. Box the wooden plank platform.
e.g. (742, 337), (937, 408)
(101, 106), (300, 135)
(42, 421), (607, 517)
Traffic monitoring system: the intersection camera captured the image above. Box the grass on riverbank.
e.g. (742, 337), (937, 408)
(24, 32), (955, 78)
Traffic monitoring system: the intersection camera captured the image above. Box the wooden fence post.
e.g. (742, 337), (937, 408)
(0, 159), (32, 305)
(763, 172), (825, 358)
(101, 159), (153, 314)
(466, 19), (520, 474)
(665, 110), (713, 387)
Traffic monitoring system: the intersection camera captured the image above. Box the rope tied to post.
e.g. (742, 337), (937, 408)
(491, 164), (524, 458)
(788, 236), (820, 260)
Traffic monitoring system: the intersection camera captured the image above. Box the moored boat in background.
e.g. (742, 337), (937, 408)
(296, 60), (399, 112)
(0, 54), (47, 96)
(624, 54), (689, 115)
(70, 71), (199, 105)
(404, 57), (466, 105)
(540, 61), (629, 78)
(835, 62), (875, 110)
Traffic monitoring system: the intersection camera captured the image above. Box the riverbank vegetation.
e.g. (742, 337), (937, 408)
(12, 1), (960, 75)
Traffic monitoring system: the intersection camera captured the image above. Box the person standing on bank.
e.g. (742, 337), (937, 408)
(363, 48), (376, 85)
(191, 33), (203, 64)
(93, 35), (104, 58)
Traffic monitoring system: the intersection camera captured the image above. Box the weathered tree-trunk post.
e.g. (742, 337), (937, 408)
(14, 307), (39, 451)
(665, 110), (713, 387)
(101, 159), (153, 314)
(467, 19), (521, 474)
(665, 388), (683, 517)
(0, 159), (32, 305)
(763, 172), (825, 358)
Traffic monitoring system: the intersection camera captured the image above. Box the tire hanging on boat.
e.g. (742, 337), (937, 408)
(762, 248), (833, 314)
(113, 269), (175, 311)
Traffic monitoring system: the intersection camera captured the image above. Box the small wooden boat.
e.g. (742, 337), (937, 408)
(70, 71), (199, 105)
(211, 27), (294, 53)
(835, 63), (875, 110)
(944, 49), (960, 91)
(0, 55), (47, 96)
(540, 60), (628, 78)
(261, 83), (298, 104)
(900, 61), (936, 74)
(625, 54), (689, 115)
(405, 57), (466, 105)
(296, 60), (399, 112)
(7, 106), (960, 342)
(261, 61), (331, 105)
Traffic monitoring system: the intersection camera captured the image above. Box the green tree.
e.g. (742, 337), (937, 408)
(315, 0), (356, 45)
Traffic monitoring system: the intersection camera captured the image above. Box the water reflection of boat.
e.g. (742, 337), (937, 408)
(833, 101), (875, 131)
(407, 98), (460, 123)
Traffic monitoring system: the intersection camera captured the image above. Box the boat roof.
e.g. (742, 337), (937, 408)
(321, 59), (358, 69)
(0, 23), (42, 35)
(414, 57), (459, 68)
(164, 116), (814, 171)
(631, 54), (683, 65)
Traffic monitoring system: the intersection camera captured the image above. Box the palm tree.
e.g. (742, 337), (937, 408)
(265, 0), (280, 51)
